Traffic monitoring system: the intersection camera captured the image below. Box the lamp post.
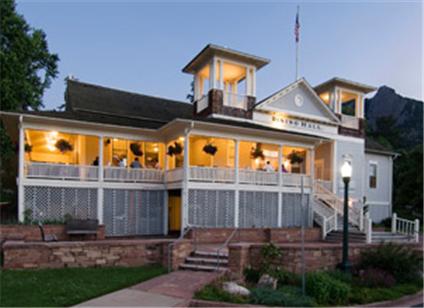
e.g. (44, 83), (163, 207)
(340, 160), (352, 273)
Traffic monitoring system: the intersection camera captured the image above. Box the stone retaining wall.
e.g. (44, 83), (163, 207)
(2, 238), (193, 270)
(188, 228), (321, 244)
(0, 224), (105, 242)
(228, 242), (422, 277)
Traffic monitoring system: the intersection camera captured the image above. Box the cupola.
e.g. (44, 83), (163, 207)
(183, 44), (269, 119)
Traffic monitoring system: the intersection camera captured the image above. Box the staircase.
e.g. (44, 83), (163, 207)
(325, 230), (366, 243)
(313, 181), (366, 241)
(179, 249), (229, 272)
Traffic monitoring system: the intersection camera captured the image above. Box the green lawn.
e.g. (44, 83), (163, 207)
(0, 265), (166, 307)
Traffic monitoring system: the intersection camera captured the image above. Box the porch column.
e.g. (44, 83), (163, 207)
(17, 116), (25, 222)
(163, 144), (168, 235)
(182, 135), (190, 232)
(309, 147), (315, 227)
(278, 145), (282, 227)
(234, 139), (240, 228)
(209, 58), (216, 90)
(219, 59), (224, 90)
(97, 136), (104, 225)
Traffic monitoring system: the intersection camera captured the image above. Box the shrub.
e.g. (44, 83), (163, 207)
(326, 269), (352, 284)
(273, 269), (300, 287)
(243, 266), (260, 284)
(259, 243), (282, 273)
(251, 287), (315, 307)
(194, 282), (249, 304)
(358, 267), (396, 288)
(250, 288), (286, 306)
(358, 243), (423, 282)
(306, 271), (350, 305)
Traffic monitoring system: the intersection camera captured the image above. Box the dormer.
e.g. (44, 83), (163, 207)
(315, 77), (376, 137)
(183, 44), (269, 119)
(315, 77), (376, 118)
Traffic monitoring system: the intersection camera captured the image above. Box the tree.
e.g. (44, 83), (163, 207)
(0, 0), (59, 111)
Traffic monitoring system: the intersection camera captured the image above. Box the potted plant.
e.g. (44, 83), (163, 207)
(167, 142), (183, 156)
(203, 143), (218, 156)
(55, 139), (73, 153)
(250, 143), (265, 160)
(24, 143), (32, 153)
(130, 142), (143, 156)
(287, 150), (304, 164)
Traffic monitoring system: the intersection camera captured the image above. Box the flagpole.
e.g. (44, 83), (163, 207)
(295, 5), (300, 81)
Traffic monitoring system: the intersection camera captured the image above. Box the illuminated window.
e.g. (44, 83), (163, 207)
(369, 163), (377, 188)
(340, 90), (358, 116)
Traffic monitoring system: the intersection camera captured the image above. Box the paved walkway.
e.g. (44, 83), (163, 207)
(76, 270), (220, 307)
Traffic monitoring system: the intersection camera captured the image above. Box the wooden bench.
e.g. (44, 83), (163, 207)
(65, 219), (98, 239)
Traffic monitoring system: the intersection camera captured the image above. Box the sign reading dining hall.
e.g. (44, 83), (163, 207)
(252, 112), (338, 136)
(271, 116), (322, 130)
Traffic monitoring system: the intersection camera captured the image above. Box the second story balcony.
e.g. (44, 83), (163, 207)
(22, 129), (313, 189)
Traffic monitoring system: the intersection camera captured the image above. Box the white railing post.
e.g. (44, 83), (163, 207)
(392, 213), (397, 234)
(365, 212), (372, 244)
(359, 206), (364, 232)
(322, 217), (327, 240)
(414, 219), (420, 243)
(17, 117), (25, 222)
(334, 208), (338, 230)
(97, 136), (104, 224)
(234, 139), (239, 228)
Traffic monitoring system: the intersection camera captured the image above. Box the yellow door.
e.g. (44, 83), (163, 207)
(168, 195), (181, 232)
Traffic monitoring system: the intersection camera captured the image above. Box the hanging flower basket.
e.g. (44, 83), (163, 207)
(167, 142), (183, 157)
(130, 142), (143, 156)
(288, 150), (304, 164)
(250, 143), (265, 160)
(203, 143), (218, 156)
(55, 139), (73, 153)
(24, 143), (32, 153)
(104, 138), (111, 145)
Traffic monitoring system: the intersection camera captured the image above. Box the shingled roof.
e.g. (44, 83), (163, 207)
(65, 79), (193, 124)
(365, 137), (397, 156)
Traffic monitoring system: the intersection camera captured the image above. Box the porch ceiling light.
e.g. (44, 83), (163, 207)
(341, 161), (352, 180)
(46, 131), (58, 151)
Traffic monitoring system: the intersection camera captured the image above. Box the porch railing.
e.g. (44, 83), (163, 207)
(25, 162), (98, 181)
(282, 173), (312, 187)
(223, 92), (248, 109)
(104, 167), (163, 183)
(340, 114), (360, 130)
(196, 95), (209, 113)
(239, 169), (279, 185)
(165, 168), (184, 183)
(315, 179), (333, 192)
(189, 166), (235, 183)
(392, 213), (420, 242)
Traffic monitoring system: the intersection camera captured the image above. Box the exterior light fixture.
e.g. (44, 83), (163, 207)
(341, 160), (352, 179)
(340, 159), (352, 273)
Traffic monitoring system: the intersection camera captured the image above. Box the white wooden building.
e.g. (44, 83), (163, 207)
(1, 44), (400, 239)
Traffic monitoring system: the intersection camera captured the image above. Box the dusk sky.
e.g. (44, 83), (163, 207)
(17, 1), (422, 110)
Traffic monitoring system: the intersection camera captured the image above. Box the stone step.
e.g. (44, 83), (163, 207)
(185, 257), (228, 265)
(179, 263), (227, 272)
(192, 250), (228, 259)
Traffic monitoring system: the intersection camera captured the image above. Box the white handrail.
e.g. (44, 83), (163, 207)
(25, 162), (98, 181)
(392, 213), (420, 242)
(189, 166), (235, 183)
(364, 212), (372, 244)
(239, 169), (278, 185)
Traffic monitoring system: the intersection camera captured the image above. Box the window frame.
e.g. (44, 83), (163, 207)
(369, 161), (378, 189)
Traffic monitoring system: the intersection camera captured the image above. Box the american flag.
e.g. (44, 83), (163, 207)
(294, 7), (300, 43)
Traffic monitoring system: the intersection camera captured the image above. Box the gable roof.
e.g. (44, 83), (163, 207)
(65, 79), (193, 124)
(315, 77), (376, 94)
(255, 78), (340, 123)
(182, 44), (270, 74)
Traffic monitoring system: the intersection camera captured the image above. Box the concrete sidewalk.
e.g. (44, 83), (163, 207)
(76, 270), (220, 307)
